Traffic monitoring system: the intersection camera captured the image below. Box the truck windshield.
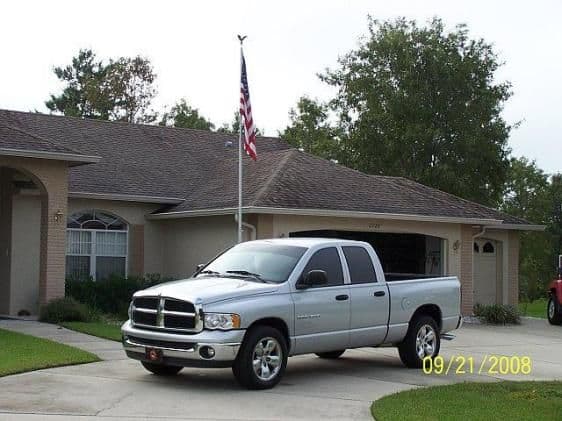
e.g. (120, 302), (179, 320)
(197, 243), (307, 283)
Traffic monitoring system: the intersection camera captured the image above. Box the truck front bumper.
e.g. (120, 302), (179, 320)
(121, 320), (244, 368)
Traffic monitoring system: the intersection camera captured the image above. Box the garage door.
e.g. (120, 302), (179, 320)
(473, 240), (498, 305)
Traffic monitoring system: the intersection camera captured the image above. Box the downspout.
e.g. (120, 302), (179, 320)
(243, 221), (256, 240)
(234, 214), (257, 241)
(473, 225), (487, 240)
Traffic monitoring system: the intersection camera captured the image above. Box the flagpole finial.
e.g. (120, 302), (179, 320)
(237, 35), (247, 45)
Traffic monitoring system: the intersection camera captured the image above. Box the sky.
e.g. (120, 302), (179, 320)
(1, 0), (561, 174)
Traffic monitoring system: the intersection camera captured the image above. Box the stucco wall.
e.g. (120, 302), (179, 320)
(507, 230), (520, 305)
(68, 199), (159, 226)
(158, 215), (237, 279)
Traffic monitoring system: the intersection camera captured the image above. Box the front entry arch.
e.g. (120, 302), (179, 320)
(0, 157), (69, 315)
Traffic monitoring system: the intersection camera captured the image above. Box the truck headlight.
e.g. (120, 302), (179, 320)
(203, 313), (241, 330)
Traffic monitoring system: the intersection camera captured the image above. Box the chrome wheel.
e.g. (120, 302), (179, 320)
(252, 337), (282, 381)
(548, 298), (556, 320)
(416, 324), (436, 359)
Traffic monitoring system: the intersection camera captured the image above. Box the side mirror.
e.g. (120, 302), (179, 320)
(194, 263), (205, 275)
(297, 270), (328, 289)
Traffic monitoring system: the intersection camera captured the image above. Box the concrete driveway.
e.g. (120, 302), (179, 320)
(1, 318), (561, 421)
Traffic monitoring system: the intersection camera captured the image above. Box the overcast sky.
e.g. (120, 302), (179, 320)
(2, 0), (560, 174)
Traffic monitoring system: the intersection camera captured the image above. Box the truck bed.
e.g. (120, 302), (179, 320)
(383, 275), (461, 343)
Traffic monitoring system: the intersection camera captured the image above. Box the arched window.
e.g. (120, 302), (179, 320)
(482, 241), (495, 254)
(66, 210), (128, 281)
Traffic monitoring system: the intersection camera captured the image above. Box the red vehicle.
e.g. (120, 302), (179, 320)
(547, 255), (562, 325)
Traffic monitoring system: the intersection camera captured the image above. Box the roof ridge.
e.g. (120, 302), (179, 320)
(0, 108), (288, 142)
(251, 149), (296, 206)
(0, 121), (86, 156)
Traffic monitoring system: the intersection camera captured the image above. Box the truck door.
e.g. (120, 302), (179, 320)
(342, 246), (390, 347)
(291, 247), (351, 354)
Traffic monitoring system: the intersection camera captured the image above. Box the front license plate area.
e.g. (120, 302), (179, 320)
(145, 348), (163, 363)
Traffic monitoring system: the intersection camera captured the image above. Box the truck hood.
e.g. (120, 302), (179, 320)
(134, 276), (279, 305)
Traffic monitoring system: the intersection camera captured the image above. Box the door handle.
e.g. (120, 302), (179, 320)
(374, 291), (386, 297)
(335, 294), (349, 301)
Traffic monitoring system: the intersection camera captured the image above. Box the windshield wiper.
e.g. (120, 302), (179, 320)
(198, 269), (222, 276)
(225, 270), (268, 282)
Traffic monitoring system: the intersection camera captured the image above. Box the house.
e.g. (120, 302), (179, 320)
(0, 109), (542, 316)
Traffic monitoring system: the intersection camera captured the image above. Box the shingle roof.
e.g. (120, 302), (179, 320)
(0, 121), (86, 156)
(0, 109), (532, 225)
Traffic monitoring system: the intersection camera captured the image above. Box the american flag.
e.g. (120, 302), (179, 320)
(239, 51), (257, 160)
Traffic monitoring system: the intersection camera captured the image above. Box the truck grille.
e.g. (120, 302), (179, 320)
(131, 296), (200, 333)
(127, 335), (196, 350)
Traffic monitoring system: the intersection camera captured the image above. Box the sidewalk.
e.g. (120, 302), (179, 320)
(0, 318), (126, 361)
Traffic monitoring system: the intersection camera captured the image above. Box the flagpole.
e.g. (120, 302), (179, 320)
(237, 35), (246, 244)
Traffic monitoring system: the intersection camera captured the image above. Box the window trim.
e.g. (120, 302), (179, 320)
(66, 210), (129, 281)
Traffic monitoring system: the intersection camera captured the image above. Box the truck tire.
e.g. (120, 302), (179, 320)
(141, 361), (183, 376)
(315, 350), (346, 359)
(547, 296), (562, 325)
(398, 315), (440, 368)
(232, 325), (288, 390)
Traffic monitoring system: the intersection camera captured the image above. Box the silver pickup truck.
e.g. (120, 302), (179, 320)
(122, 238), (462, 389)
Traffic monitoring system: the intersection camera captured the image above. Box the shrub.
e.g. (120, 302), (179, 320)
(39, 297), (98, 324)
(65, 274), (172, 318)
(473, 304), (521, 325)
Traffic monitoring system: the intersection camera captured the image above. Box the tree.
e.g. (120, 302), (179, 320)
(217, 112), (241, 135)
(217, 111), (262, 136)
(160, 99), (215, 130)
(45, 49), (111, 120)
(503, 157), (551, 224)
(320, 17), (513, 206)
(46, 49), (157, 123)
(502, 158), (552, 300)
(105, 56), (157, 123)
(279, 96), (340, 159)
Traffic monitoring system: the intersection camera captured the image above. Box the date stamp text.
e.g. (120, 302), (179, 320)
(422, 355), (532, 376)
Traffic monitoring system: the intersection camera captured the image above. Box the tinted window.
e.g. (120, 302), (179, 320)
(343, 246), (377, 284)
(302, 247), (343, 287)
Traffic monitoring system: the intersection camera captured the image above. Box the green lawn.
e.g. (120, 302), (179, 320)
(371, 381), (562, 421)
(0, 328), (99, 377)
(61, 321), (123, 342)
(519, 299), (547, 318)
